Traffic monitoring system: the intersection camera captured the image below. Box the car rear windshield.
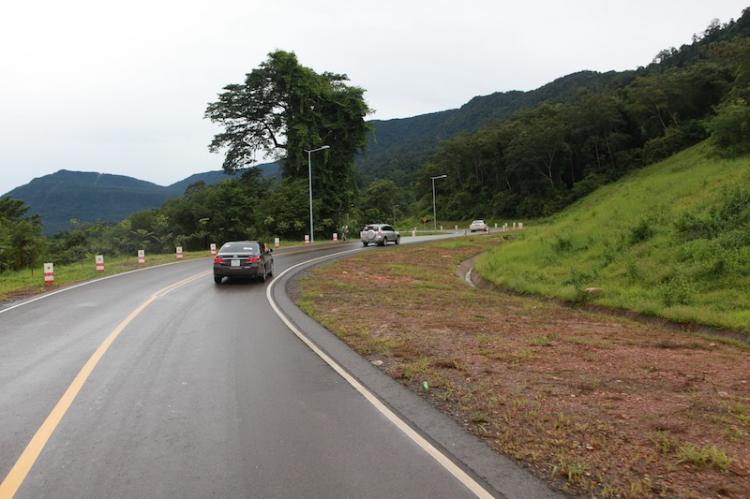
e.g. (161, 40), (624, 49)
(219, 242), (259, 253)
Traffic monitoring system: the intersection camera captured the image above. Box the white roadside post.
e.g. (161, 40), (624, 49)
(44, 263), (54, 285)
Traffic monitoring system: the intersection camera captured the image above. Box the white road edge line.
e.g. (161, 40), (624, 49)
(0, 260), (198, 315)
(266, 252), (494, 499)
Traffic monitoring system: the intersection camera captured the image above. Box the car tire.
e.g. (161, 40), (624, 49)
(260, 266), (267, 283)
(379, 237), (386, 246)
(363, 242), (368, 247)
(268, 261), (273, 276)
(395, 235), (400, 245)
(214, 275), (222, 284)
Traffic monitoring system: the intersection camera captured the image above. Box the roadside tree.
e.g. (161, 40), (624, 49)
(205, 50), (372, 238)
(0, 196), (44, 272)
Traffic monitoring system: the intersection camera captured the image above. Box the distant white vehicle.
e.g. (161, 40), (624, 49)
(469, 220), (488, 233)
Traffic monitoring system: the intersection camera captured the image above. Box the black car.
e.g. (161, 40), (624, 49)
(213, 241), (274, 284)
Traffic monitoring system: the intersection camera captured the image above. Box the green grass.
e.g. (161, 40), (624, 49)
(0, 251), (212, 302)
(0, 238), (323, 303)
(475, 142), (750, 333)
(675, 444), (737, 471)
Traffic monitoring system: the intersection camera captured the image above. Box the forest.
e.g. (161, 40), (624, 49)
(2, 10), (750, 273)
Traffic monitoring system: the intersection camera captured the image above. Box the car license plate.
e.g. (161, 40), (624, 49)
(231, 259), (240, 267)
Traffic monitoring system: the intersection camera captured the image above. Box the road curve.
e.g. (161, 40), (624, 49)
(0, 239), (561, 498)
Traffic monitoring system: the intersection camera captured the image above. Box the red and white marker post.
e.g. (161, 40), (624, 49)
(96, 255), (104, 273)
(44, 263), (54, 285)
(176, 246), (183, 260)
(138, 250), (145, 266)
(210, 243), (217, 256)
(274, 238), (280, 248)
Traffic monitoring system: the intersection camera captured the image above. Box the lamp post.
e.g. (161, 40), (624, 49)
(431, 174), (447, 231)
(305, 145), (330, 243)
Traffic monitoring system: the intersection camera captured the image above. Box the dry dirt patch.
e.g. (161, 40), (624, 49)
(293, 239), (750, 498)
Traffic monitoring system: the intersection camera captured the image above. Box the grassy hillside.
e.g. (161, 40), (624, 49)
(475, 141), (750, 333)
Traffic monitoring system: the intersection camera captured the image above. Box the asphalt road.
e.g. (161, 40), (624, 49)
(0, 237), (562, 499)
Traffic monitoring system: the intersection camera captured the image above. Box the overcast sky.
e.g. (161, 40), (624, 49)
(1, 1), (748, 196)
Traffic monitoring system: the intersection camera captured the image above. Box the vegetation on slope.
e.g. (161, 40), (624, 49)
(476, 142), (750, 333)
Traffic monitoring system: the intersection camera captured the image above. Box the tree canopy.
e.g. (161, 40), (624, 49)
(205, 50), (373, 234)
(0, 196), (44, 272)
(410, 19), (750, 220)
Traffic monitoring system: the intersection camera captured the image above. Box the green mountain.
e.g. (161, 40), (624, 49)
(5, 162), (282, 234)
(356, 70), (630, 185)
(5, 170), (223, 234)
(167, 170), (233, 193)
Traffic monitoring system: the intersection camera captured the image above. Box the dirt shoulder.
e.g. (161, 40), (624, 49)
(292, 237), (750, 498)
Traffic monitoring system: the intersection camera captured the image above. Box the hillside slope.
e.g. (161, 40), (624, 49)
(6, 170), (224, 234)
(356, 70), (627, 185)
(476, 142), (750, 334)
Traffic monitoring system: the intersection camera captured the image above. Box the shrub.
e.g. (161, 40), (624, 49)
(630, 219), (656, 244)
(708, 100), (750, 156)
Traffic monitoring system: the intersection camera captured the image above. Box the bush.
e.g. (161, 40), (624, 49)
(675, 213), (715, 240)
(551, 234), (573, 253)
(642, 122), (707, 164)
(630, 219), (656, 244)
(708, 100), (750, 156)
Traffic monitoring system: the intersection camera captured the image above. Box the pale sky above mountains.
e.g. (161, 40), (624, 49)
(1, 1), (747, 195)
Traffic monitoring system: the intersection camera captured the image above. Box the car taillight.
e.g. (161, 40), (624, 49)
(377, 230), (382, 235)
(213, 257), (225, 264)
(247, 256), (260, 263)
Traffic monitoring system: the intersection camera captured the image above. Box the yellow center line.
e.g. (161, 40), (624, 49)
(0, 270), (211, 499)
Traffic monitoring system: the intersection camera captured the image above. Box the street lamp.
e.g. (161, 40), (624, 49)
(431, 174), (447, 231)
(305, 145), (330, 243)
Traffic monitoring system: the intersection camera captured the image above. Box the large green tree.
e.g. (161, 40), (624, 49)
(205, 50), (372, 237)
(0, 196), (44, 272)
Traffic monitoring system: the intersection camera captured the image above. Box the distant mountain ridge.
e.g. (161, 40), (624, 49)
(5, 169), (213, 234)
(4, 70), (628, 234)
(4, 161), (283, 234)
(356, 70), (629, 185)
